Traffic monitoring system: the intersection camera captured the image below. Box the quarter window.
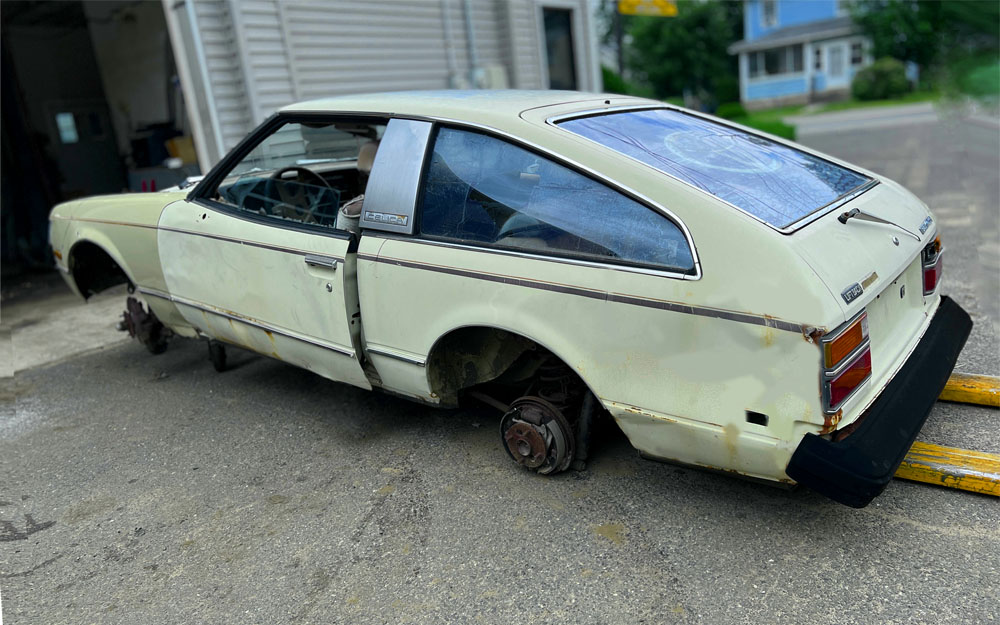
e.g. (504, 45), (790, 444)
(418, 127), (695, 273)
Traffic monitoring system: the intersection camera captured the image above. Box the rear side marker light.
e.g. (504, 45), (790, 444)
(823, 312), (868, 369)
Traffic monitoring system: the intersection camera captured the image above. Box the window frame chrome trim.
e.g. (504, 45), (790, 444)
(396, 114), (702, 280)
(369, 233), (697, 280)
(546, 105), (880, 235)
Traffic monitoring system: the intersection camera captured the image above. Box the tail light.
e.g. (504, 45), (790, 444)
(821, 310), (872, 413)
(922, 236), (943, 295)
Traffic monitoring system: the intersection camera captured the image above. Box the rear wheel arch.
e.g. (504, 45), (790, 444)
(423, 324), (602, 408)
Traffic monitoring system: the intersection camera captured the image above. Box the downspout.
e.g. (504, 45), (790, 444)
(162, 0), (211, 169)
(440, 0), (460, 88)
(185, 0), (226, 162)
(461, 0), (480, 88)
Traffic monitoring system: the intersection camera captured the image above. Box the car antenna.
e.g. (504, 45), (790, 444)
(838, 208), (921, 241)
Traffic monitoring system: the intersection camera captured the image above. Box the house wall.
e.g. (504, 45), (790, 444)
(744, 0), (840, 42)
(163, 0), (599, 166)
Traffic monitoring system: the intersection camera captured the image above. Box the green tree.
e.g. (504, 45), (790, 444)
(625, 0), (742, 106)
(851, 0), (999, 72)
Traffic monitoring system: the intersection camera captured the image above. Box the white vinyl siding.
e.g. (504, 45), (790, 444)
(167, 0), (596, 165)
(193, 0), (253, 154)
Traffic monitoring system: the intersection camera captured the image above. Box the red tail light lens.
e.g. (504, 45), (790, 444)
(922, 236), (943, 295)
(923, 253), (943, 294)
(825, 348), (872, 410)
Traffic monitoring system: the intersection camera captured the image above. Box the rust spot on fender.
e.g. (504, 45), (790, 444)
(762, 326), (776, 347)
(820, 409), (843, 435)
(803, 326), (825, 345)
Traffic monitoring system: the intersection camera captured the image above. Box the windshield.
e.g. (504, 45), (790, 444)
(557, 109), (872, 229)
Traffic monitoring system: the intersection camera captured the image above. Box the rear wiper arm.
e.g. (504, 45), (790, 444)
(838, 208), (920, 241)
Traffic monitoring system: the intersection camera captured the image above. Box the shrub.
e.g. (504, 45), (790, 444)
(851, 57), (910, 101)
(601, 65), (631, 95)
(741, 119), (796, 141)
(714, 102), (747, 119)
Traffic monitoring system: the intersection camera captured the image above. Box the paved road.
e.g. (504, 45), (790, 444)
(785, 102), (945, 136)
(2, 108), (998, 625)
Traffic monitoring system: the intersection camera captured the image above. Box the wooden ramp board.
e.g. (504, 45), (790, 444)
(896, 441), (1000, 497)
(939, 373), (999, 408)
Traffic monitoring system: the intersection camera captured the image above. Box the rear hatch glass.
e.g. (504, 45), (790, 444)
(557, 108), (872, 230)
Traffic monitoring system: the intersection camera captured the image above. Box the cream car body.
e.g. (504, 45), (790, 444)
(50, 91), (970, 507)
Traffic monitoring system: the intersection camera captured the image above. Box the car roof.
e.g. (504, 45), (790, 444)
(279, 90), (657, 125)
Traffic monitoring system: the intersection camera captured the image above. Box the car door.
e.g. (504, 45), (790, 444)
(157, 116), (383, 390)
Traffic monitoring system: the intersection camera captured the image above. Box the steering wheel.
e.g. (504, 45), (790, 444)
(269, 166), (334, 223)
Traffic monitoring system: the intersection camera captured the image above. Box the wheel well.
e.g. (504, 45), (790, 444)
(68, 241), (131, 299)
(426, 326), (545, 407)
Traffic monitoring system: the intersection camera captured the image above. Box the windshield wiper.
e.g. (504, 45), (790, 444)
(838, 208), (921, 241)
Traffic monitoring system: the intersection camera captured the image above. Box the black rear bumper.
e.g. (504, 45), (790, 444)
(786, 296), (973, 508)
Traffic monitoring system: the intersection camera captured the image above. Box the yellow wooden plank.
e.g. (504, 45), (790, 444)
(939, 373), (1000, 408)
(895, 441), (1000, 496)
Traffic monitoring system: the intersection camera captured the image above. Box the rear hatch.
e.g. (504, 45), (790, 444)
(790, 181), (939, 414)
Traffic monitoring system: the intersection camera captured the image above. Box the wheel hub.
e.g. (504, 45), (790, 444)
(499, 396), (575, 475)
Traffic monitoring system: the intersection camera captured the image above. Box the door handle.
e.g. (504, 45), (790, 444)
(304, 254), (338, 270)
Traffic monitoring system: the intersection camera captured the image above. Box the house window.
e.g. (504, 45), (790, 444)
(792, 44), (804, 72)
(814, 47), (823, 70)
(851, 42), (864, 65)
(542, 8), (578, 90)
(749, 44), (803, 78)
(55, 113), (79, 144)
(762, 0), (777, 27)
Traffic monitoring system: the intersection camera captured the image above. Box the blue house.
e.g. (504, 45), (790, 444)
(728, 0), (873, 109)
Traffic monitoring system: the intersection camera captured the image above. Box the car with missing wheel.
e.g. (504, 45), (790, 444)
(49, 90), (971, 508)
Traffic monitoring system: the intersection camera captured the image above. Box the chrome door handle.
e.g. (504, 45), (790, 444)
(304, 254), (338, 270)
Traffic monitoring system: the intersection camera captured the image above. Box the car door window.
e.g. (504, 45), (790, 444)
(418, 127), (695, 272)
(212, 120), (385, 229)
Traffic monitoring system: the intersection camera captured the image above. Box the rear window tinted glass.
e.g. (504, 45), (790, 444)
(419, 127), (695, 272)
(558, 109), (871, 229)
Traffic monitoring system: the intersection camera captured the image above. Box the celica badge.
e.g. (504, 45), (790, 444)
(842, 282), (864, 304)
(364, 211), (408, 227)
(919, 216), (933, 234)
